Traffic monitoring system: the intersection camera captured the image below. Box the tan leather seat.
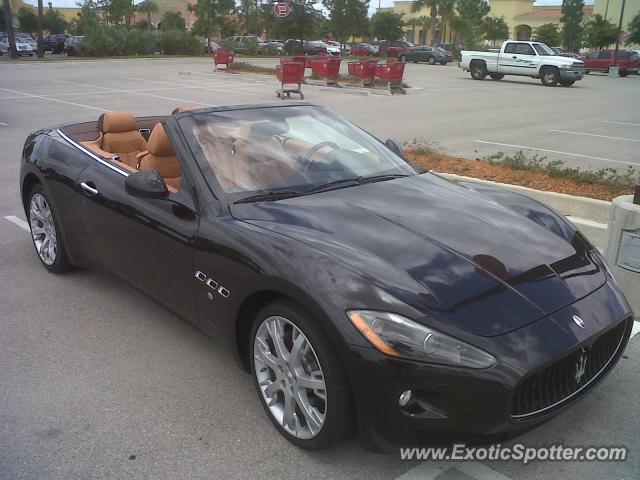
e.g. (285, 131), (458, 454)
(137, 124), (182, 191)
(230, 122), (298, 190)
(100, 112), (147, 168)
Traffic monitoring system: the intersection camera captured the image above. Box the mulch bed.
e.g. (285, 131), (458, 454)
(407, 152), (634, 201)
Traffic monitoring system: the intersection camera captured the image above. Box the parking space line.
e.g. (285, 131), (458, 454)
(0, 85), (205, 101)
(122, 76), (267, 98)
(549, 129), (640, 143)
(0, 87), (108, 112)
(632, 321), (640, 339)
(396, 461), (513, 480)
(475, 140), (636, 166)
(53, 79), (209, 106)
(604, 121), (640, 127)
(3, 216), (30, 232)
(0, 121), (7, 126)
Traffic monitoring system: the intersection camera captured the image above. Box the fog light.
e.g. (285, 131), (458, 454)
(399, 390), (413, 407)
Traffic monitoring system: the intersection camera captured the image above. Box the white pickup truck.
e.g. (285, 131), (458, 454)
(460, 41), (585, 86)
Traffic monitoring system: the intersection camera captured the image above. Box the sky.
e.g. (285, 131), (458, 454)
(22, 0), (596, 17)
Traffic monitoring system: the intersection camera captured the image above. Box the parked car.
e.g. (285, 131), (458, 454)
(321, 41), (341, 56)
(0, 36), (35, 56)
(401, 45), (452, 65)
(378, 40), (412, 57)
(221, 35), (263, 54)
(15, 32), (37, 49)
(44, 34), (67, 54)
(550, 47), (582, 59)
(64, 36), (85, 56)
(581, 49), (640, 77)
(304, 41), (328, 55)
(351, 43), (377, 56)
(461, 41), (585, 86)
(369, 41), (380, 55)
(20, 104), (634, 450)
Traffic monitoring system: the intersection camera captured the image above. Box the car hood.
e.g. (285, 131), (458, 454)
(231, 174), (605, 337)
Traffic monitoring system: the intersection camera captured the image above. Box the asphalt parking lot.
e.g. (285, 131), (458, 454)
(1, 57), (639, 480)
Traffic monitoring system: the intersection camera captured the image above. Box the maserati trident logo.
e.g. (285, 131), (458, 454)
(574, 347), (588, 384)
(572, 315), (587, 329)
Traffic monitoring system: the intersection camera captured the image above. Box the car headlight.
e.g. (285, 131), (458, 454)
(560, 64), (572, 69)
(347, 310), (496, 369)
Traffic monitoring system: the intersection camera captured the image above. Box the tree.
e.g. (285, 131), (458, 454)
(2, 0), (18, 58)
(36, 0), (44, 58)
(584, 14), (617, 49)
(533, 22), (562, 46)
(107, 0), (135, 26)
(74, 1), (100, 35)
(17, 7), (38, 33)
(406, 17), (420, 43)
(370, 11), (404, 41)
(560, 0), (585, 52)
(137, 1), (158, 26)
(261, 2), (325, 42)
(159, 11), (186, 31)
(628, 11), (640, 46)
(411, 0), (437, 44)
(325, 0), (369, 45)
(483, 16), (509, 45)
(43, 9), (69, 34)
(189, 0), (235, 48)
(452, 0), (490, 47)
(438, 0), (455, 43)
(238, 0), (257, 35)
(0, 6), (4, 30)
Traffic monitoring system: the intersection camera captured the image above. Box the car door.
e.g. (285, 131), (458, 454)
(595, 50), (612, 71)
(501, 42), (538, 75)
(75, 134), (200, 323)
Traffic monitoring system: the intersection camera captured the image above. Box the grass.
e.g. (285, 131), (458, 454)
(402, 138), (443, 156)
(483, 151), (639, 189)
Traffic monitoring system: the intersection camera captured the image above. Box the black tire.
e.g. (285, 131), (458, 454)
(470, 61), (487, 80)
(559, 80), (575, 86)
(439, 61), (447, 65)
(26, 184), (73, 273)
(412, 60), (418, 63)
(428, 56), (436, 65)
(250, 300), (353, 450)
(540, 66), (559, 86)
(489, 73), (505, 80)
(619, 71), (628, 77)
(399, 55), (407, 62)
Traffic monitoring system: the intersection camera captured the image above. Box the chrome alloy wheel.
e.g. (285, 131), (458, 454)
(29, 193), (57, 265)
(254, 316), (327, 439)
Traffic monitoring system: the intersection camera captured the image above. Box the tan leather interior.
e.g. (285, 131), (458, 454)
(173, 105), (203, 114)
(100, 112), (148, 168)
(137, 123), (181, 191)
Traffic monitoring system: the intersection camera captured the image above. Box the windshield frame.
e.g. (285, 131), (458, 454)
(174, 103), (419, 205)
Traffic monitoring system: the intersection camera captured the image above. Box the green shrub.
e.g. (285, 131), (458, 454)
(159, 29), (201, 55)
(78, 27), (200, 57)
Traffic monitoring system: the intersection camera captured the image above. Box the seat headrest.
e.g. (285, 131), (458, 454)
(147, 124), (175, 157)
(243, 121), (289, 143)
(172, 105), (203, 114)
(100, 111), (138, 133)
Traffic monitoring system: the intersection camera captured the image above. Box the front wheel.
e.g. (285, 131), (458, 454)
(470, 61), (487, 80)
(619, 71), (629, 77)
(439, 61), (447, 65)
(428, 56), (436, 65)
(27, 185), (73, 273)
(540, 67), (559, 86)
(490, 73), (505, 80)
(399, 55), (407, 62)
(250, 300), (352, 450)
(559, 80), (575, 87)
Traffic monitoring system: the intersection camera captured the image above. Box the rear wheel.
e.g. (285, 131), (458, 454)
(27, 185), (72, 273)
(489, 73), (505, 80)
(619, 70), (629, 77)
(250, 300), (352, 450)
(559, 80), (575, 86)
(428, 56), (436, 65)
(470, 61), (487, 80)
(399, 54), (407, 62)
(439, 61), (447, 65)
(540, 67), (559, 86)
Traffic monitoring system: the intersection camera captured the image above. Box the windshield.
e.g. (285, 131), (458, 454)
(180, 105), (417, 200)
(533, 43), (555, 56)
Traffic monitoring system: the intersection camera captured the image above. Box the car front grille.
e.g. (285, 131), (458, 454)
(572, 62), (585, 70)
(512, 319), (629, 418)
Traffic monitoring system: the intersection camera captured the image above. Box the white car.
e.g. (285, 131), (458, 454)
(0, 37), (35, 56)
(460, 40), (584, 86)
(321, 41), (341, 56)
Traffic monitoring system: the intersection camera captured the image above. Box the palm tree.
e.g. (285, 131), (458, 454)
(2, 0), (18, 59)
(36, 0), (44, 58)
(411, 0), (438, 44)
(416, 15), (432, 44)
(437, 0), (455, 44)
(406, 17), (420, 44)
(137, 0), (159, 27)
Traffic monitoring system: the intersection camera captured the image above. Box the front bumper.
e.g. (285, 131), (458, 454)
(560, 68), (585, 81)
(345, 280), (632, 450)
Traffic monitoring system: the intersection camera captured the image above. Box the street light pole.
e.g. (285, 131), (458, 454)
(613, 0), (626, 66)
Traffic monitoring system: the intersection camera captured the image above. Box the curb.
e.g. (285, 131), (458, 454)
(436, 172), (612, 224)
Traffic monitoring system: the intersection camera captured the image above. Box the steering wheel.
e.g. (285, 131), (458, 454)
(301, 141), (340, 171)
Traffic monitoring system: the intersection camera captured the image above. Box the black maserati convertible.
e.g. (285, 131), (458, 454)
(20, 103), (633, 450)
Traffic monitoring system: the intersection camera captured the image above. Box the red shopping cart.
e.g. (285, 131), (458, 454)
(310, 57), (341, 85)
(214, 49), (234, 71)
(375, 62), (406, 90)
(275, 61), (306, 100)
(347, 60), (378, 86)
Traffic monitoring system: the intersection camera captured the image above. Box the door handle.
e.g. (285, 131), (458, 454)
(80, 181), (99, 196)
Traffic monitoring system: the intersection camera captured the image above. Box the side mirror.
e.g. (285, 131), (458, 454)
(125, 170), (169, 199)
(385, 138), (406, 159)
